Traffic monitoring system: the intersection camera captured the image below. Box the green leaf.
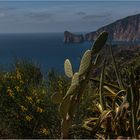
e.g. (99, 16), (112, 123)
(93, 110), (112, 132)
(91, 31), (108, 55)
(79, 50), (91, 75)
(99, 59), (106, 110)
(93, 54), (102, 67)
(103, 85), (117, 96)
(83, 117), (98, 131)
(64, 59), (73, 78)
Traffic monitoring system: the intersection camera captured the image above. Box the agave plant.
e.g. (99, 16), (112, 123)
(83, 45), (140, 139)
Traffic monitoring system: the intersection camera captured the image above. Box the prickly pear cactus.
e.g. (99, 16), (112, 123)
(51, 31), (108, 139)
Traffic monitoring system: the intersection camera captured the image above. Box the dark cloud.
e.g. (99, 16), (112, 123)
(24, 12), (53, 21)
(82, 14), (105, 20)
(76, 11), (86, 15)
(0, 7), (17, 11)
(82, 13), (111, 21)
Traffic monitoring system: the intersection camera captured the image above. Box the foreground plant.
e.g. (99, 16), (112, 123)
(51, 31), (108, 138)
(83, 47), (140, 139)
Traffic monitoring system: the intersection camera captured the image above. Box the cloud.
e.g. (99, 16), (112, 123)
(76, 11), (86, 15)
(24, 11), (53, 21)
(82, 13), (112, 21)
(0, 13), (5, 17)
(82, 14), (106, 20)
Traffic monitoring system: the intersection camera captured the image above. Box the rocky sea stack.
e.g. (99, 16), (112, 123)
(64, 31), (84, 43)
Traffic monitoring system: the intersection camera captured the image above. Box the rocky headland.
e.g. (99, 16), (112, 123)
(64, 13), (140, 43)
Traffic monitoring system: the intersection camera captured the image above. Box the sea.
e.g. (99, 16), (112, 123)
(0, 1), (140, 73)
(0, 33), (92, 73)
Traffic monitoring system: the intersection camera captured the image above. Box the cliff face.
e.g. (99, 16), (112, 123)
(64, 31), (84, 43)
(85, 14), (140, 41)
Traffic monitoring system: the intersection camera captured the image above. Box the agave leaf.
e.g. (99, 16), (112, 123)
(91, 31), (108, 55)
(103, 85), (117, 96)
(71, 72), (79, 86)
(94, 110), (112, 131)
(93, 54), (102, 67)
(82, 123), (93, 131)
(109, 45), (123, 88)
(96, 102), (103, 113)
(120, 101), (129, 117)
(51, 92), (63, 104)
(79, 50), (91, 75)
(82, 117), (98, 131)
(90, 78), (122, 90)
(112, 89), (126, 110)
(64, 59), (73, 78)
(129, 71), (138, 138)
(99, 110), (112, 124)
(85, 117), (99, 122)
(59, 95), (71, 119)
(99, 59), (106, 110)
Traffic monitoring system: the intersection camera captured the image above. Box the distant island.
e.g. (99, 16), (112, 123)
(64, 31), (84, 43)
(64, 13), (140, 43)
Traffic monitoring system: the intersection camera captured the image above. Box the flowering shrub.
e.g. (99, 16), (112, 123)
(0, 61), (68, 138)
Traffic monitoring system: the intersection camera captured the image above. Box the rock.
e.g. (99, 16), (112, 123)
(64, 31), (84, 43)
(85, 13), (140, 42)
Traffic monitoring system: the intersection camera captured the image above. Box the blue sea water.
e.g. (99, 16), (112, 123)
(0, 33), (92, 73)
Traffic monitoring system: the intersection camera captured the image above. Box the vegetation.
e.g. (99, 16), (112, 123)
(0, 32), (139, 139)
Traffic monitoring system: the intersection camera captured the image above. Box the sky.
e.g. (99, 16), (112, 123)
(0, 1), (140, 33)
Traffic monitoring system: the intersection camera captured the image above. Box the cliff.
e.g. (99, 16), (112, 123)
(85, 14), (140, 41)
(64, 31), (84, 43)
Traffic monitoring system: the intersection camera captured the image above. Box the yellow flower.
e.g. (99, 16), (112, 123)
(40, 128), (49, 136)
(26, 96), (33, 102)
(16, 70), (22, 80)
(8, 92), (14, 97)
(25, 115), (32, 122)
(7, 87), (14, 97)
(37, 107), (44, 113)
(20, 105), (27, 112)
(15, 86), (20, 92)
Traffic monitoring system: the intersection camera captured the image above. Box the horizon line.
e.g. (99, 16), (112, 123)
(0, 0), (140, 1)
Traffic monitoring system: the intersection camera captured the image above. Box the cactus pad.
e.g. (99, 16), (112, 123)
(71, 72), (79, 86)
(91, 31), (108, 55)
(64, 59), (73, 78)
(79, 50), (91, 75)
(59, 95), (71, 119)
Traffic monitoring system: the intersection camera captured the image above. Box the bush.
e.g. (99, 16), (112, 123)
(0, 60), (69, 138)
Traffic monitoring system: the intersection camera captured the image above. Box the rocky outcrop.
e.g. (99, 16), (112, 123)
(85, 14), (140, 42)
(64, 31), (84, 43)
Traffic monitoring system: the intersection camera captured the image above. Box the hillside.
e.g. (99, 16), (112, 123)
(64, 14), (140, 43)
(85, 13), (140, 41)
